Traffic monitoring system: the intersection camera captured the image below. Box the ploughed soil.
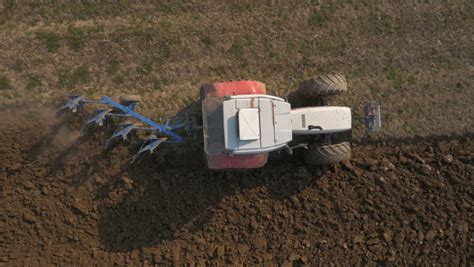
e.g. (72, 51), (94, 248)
(0, 106), (472, 266)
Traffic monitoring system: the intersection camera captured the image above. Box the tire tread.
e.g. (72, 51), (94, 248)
(299, 74), (347, 97)
(303, 142), (351, 165)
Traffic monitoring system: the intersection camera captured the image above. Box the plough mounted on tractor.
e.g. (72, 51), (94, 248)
(57, 74), (368, 170)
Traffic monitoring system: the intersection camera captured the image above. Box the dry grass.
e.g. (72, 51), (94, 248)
(0, 1), (472, 138)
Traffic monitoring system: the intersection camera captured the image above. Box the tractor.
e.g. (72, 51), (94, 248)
(57, 74), (352, 169)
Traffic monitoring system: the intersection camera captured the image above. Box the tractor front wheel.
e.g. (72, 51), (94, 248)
(303, 141), (351, 165)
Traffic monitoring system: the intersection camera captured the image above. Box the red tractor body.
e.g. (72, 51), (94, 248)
(201, 81), (269, 169)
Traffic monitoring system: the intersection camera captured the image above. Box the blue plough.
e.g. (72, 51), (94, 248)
(57, 95), (196, 163)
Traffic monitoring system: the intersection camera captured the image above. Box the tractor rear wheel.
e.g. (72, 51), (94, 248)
(303, 141), (351, 165)
(298, 74), (347, 97)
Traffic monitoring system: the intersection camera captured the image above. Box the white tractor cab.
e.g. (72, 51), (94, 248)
(201, 74), (352, 169)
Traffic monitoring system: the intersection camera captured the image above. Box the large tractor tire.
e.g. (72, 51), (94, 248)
(303, 141), (351, 165)
(298, 74), (347, 97)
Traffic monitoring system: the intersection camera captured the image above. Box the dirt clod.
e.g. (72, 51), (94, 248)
(22, 181), (35, 190)
(251, 237), (267, 250)
(22, 213), (36, 224)
(383, 229), (393, 242)
(442, 154), (454, 164)
(425, 230), (437, 241)
(71, 202), (89, 217)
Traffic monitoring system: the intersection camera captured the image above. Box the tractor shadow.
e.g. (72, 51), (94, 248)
(96, 146), (326, 252)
